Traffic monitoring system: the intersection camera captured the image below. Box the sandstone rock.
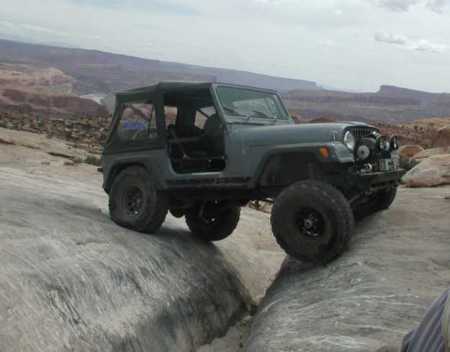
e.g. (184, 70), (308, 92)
(0, 167), (251, 352)
(398, 145), (424, 169)
(402, 154), (450, 187)
(411, 147), (450, 163)
(0, 136), (14, 145)
(433, 125), (450, 147)
(246, 187), (450, 352)
(399, 145), (424, 159)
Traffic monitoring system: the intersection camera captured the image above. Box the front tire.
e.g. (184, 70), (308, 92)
(109, 166), (168, 233)
(271, 181), (354, 264)
(186, 204), (240, 242)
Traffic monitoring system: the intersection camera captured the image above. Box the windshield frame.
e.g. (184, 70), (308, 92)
(212, 84), (293, 125)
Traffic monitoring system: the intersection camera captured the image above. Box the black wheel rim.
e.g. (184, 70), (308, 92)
(124, 186), (144, 217)
(295, 208), (325, 239)
(198, 201), (223, 226)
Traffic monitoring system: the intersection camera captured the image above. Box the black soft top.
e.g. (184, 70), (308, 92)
(115, 81), (278, 105)
(115, 82), (213, 104)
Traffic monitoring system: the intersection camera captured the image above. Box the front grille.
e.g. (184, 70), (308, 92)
(349, 126), (378, 139)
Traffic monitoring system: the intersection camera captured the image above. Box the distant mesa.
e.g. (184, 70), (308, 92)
(284, 85), (450, 123)
(0, 39), (319, 94)
(2, 39), (450, 124)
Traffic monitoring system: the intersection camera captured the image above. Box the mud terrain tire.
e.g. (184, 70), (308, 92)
(109, 166), (168, 233)
(186, 206), (240, 242)
(271, 181), (354, 264)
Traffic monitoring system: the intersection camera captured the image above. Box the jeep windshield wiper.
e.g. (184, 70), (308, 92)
(222, 105), (247, 117)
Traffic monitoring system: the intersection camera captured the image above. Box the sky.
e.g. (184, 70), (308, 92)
(0, 0), (450, 92)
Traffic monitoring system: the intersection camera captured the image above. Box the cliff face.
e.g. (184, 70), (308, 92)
(0, 89), (109, 117)
(0, 62), (109, 119)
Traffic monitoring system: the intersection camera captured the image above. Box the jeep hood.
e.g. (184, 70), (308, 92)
(235, 122), (369, 147)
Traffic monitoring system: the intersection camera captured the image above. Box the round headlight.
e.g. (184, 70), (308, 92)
(343, 131), (356, 151)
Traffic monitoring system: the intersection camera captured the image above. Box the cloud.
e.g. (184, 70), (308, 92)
(70, 0), (198, 16)
(375, 32), (447, 52)
(374, 0), (420, 11)
(374, 32), (408, 45)
(413, 39), (447, 52)
(426, 0), (450, 12)
(373, 0), (450, 12)
(0, 20), (100, 41)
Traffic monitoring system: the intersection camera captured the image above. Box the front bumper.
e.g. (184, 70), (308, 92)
(356, 169), (405, 189)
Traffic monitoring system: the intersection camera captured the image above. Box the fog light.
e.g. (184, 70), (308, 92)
(357, 145), (371, 161)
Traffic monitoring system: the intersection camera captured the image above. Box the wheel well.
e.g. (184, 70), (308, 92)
(258, 152), (322, 187)
(105, 163), (148, 193)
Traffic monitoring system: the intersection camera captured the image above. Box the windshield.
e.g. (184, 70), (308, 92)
(216, 86), (290, 122)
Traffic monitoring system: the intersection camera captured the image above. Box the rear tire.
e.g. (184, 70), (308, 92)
(271, 181), (354, 264)
(354, 187), (398, 221)
(186, 204), (240, 242)
(109, 166), (168, 233)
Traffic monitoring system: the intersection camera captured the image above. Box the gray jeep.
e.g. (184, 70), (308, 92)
(101, 82), (403, 264)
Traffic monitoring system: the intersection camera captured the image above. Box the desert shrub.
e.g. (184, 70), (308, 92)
(84, 155), (101, 166)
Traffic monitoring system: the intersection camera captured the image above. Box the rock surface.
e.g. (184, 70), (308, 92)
(246, 187), (450, 352)
(411, 146), (450, 162)
(0, 135), (288, 352)
(0, 166), (251, 352)
(403, 154), (450, 187)
(398, 145), (425, 169)
(433, 125), (450, 147)
(399, 145), (425, 159)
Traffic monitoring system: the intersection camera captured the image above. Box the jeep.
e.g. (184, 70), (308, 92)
(101, 82), (403, 264)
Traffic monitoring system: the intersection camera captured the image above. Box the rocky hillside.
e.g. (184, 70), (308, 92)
(3, 39), (450, 125)
(285, 85), (450, 123)
(0, 39), (318, 95)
